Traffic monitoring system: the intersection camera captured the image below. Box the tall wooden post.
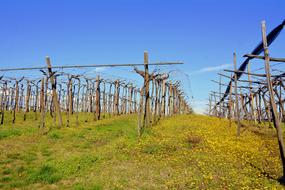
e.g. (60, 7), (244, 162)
(262, 21), (285, 178)
(45, 57), (63, 128)
(234, 53), (241, 136)
(143, 51), (151, 127)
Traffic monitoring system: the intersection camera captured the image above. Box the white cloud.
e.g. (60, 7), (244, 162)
(191, 63), (232, 75)
(95, 67), (107, 72)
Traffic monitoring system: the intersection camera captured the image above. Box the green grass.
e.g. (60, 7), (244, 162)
(0, 112), (285, 189)
(29, 165), (61, 184)
(0, 128), (22, 140)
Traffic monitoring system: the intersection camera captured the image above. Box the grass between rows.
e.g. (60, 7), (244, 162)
(0, 112), (284, 189)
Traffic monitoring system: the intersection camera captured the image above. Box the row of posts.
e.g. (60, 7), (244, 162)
(0, 53), (191, 135)
(208, 20), (285, 178)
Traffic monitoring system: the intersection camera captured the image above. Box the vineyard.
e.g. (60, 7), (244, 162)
(0, 52), (190, 135)
(0, 3), (285, 189)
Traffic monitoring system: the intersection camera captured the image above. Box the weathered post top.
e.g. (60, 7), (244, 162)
(144, 51), (148, 65)
(46, 56), (51, 68)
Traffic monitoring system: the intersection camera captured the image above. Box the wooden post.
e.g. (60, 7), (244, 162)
(234, 53), (241, 136)
(44, 76), (48, 109)
(66, 76), (73, 127)
(257, 91), (262, 123)
(102, 81), (106, 117)
(228, 76), (233, 127)
(240, 93), (246, 120)
(173, 85), (177, 114)
(137, 87), (144, 136)
(274, 87), (284, 123)
(19, 84), (24, 111)
(168, 82), (173, 116)
(88, 80), (92, 113)
(87, 81), (91, 113)
(94, 75), (101, 121)
(154, 80), (159, 123)
(34, 81), (39, 120)
(134, 88), (137, 113)
(262, 21), (285, 178)
(69, 78), (73, 115)
(1, 82), (7, 125)
(279, 80), (285, 122)
(114, 80), (119, 115)
(143, 51), (151, 127)
(76, 78), (81, 127)
(161, 79), (167, 117)
(156, 81), (162, 119)
(24, 80), (31, 121)
(40, 78), (45, 128)
(80, 85), (85, 112)
(128, 85), (133, 114)
(13, 80), (19, 123)
(45, 57), (63, 128)
(123, 85), (127, 114)
(150, 79), (155, 125)
(219, 74), (222, 118)
(262, 92), (271, 125)
(108, 83), (113, 117)
(247, 63), (257, 123)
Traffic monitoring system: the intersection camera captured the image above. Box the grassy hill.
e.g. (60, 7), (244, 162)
(0, 113), (284, 189)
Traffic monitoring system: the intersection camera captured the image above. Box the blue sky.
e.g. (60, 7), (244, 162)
(0, 0), (284, 113)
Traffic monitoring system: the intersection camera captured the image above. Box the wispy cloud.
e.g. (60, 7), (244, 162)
(191, 63), (232, 75)
(192, 100), (209, 115)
